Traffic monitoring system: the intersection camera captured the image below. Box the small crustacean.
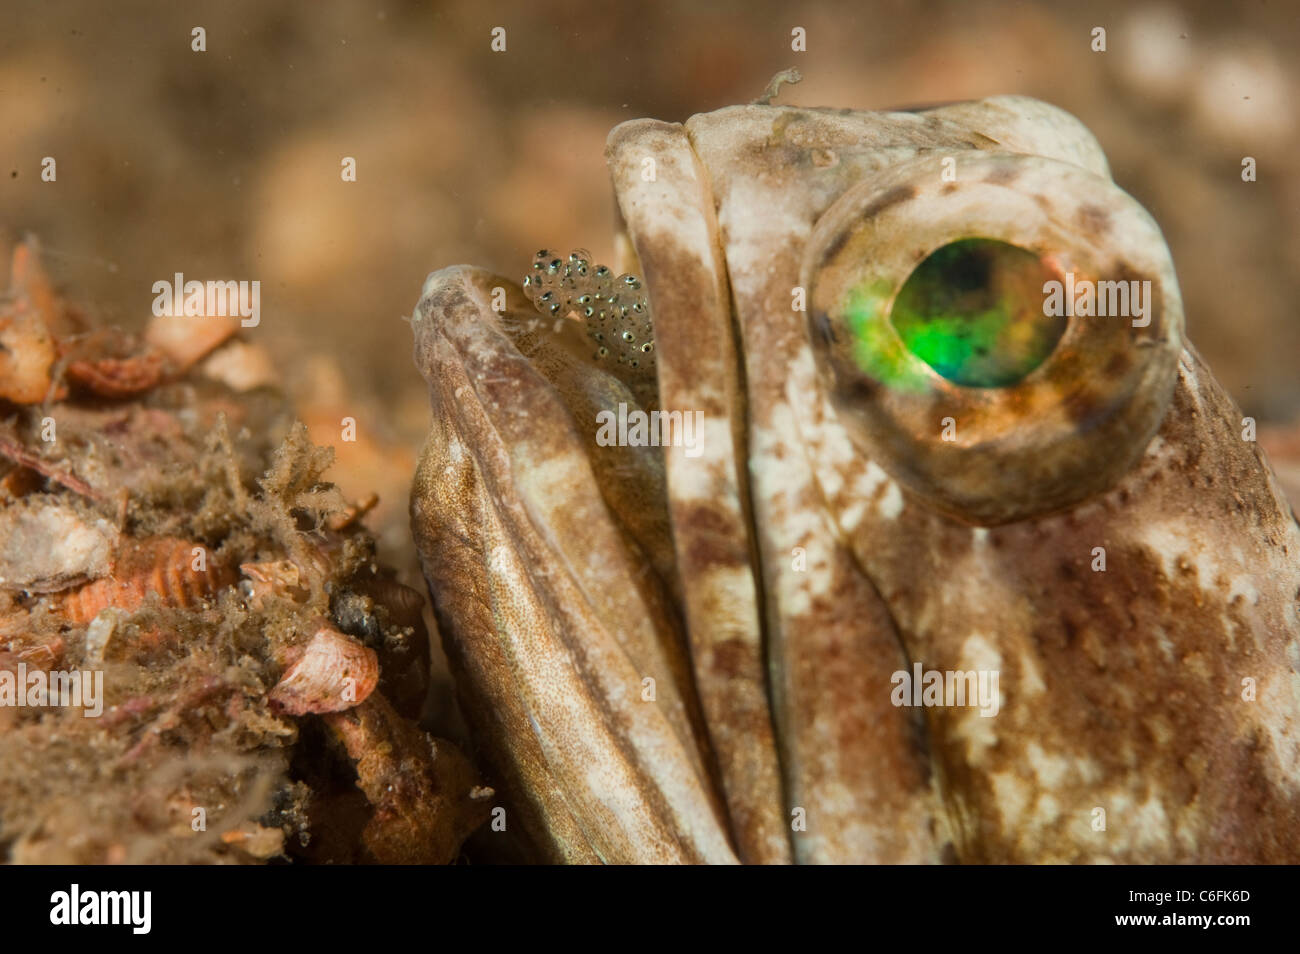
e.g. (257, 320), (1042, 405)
(268, 623), (380, 716)
(60, 536), (236, 625)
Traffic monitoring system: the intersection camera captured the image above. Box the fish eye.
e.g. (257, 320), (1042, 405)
(888, 238), (1067, 389)
(803, 152), (1184, 524)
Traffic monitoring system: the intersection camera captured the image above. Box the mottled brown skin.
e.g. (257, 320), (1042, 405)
(819, 349), (1300, 862)
(411, 94), (1300, 863)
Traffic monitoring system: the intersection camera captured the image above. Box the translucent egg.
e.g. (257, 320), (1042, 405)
(521, 247), (655, 377)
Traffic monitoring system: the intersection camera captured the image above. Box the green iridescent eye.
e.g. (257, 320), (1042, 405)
(804, 152), (1183, 525)
(888, 238), (1066, 388)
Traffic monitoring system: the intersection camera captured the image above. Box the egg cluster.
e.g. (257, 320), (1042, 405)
(522, 249), (655, 372)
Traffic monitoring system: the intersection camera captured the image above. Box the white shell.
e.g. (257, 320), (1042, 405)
(269, 626), (378, 716)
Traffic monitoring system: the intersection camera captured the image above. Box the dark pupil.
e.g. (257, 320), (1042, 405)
(889, 238), (1066, 388)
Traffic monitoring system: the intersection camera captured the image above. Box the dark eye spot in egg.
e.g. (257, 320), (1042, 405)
(521, 247), (655, 374)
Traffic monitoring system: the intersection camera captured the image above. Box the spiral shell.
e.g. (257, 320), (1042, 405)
(61, 537), (236, 624)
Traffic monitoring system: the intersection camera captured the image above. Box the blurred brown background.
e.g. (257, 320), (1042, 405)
(3, 0), (1298, 558)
